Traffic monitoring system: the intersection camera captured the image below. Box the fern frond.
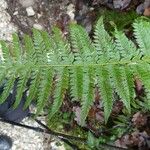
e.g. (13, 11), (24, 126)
(135, 63), (150, 108)
(96, 66), (113, 123)
(110, 65), (134, 112)
(23, 68), (42, 110)
(0, 41), (12, 64)
(80, 67), (95, 126)
(41, 31), (58, 64)
(70, 66), (84, 101)
(23, 35), (35, 62)
(0, 17), (150, 126)
(0, 74), (16, 104)
(0, 68), (8, 86)
(69, 23), (95, 63)
(41, 31), (52, 52)
(94, 17), (119, 62)
(52, 27), (72, 64)
(133, 20), (150, 57)
(48, 67), (69, 119)
(36, 67), (54, 115)
(32, 29), (46, 64)
(13, 67), (32, 109)
(114, 29), (139, 60)
(112, 27), (140, 113)
(12, 34), (22, 62)
(124, 66), (135, 102)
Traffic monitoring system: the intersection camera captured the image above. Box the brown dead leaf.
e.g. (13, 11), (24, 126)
(116, 131), (147, 149)
(144, 7), (150, 16)
(72, 106), (82, 125)
(134, 78), (144, 97)
(132, 112), (147, 128)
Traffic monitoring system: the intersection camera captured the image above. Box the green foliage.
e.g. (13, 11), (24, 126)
(0, 18), (150, 126)
(99, 9), (138, 32)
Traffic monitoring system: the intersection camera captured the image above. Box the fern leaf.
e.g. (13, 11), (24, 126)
(41, 31), (57, 62)
(36, 67), (54, 115)
(133, 20), (150, 57)
(23, 68), (42, 109)
(0, 73), (16, 104)
(24, 35), (35, 62)
(96, 66), (113, 123)
(13, 67), (31, 109)
(110, 65), (133, 112)
(48, 67), (69, 119)
(41, 31), (52, 52)
(80, 67), (95, 126)
(136, 63), (150, 108)
(94, 17), (119, 62)
(0, 41), (12, 64)
(0, 68), (8, 86)
(125, 66), (135, 105)
(0, 17), (150, 124)
(53, 27), (71, 60)
(32, 29), (46, 64)
(12, 34), (22, 62)
(69, 23), (95, 63)
(70, 66), (84, 101)
(114, 29), (139, 60)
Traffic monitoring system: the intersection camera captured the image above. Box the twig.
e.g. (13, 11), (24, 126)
(34, 119), (81, 149)
(0, 118), (45, 133)
(34, 119), (86, 141)
(0, 119), (80, 149)
(0, 118), (129, 150)
(0, 118), (85, 142)
(35, 119), (81, 149)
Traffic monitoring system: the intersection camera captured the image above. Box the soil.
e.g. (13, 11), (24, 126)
(6, 0), (75, 35)
(5, 0), (147, 36)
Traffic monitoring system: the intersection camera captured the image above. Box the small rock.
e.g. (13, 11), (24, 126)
(0, 0), (7, 10)
(0, 134), (12, 150)
(136, 4), (145, 15)
(37, 13), (42, 19)
(0, 3), (17, 41)
(13, 11), (18, 16)
(92, 0), (108, 5)
(33, 23), (43, 30)
(19, 0), (35, 8)
(26, 6), (35, 16)
(67, 4), (75, 20)
(113, 0), (131, 9)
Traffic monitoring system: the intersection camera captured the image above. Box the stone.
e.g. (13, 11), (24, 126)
(0, 0), (7, 10)
(13, 11), (18, 16)
(136, 4), (144, 15)
(0, 2), (17, 41)
(26, 6), (35, 16)
(67, 4), (75, 20)
(19, 0), (35, 8)
(113, 0), (131, 9)
(33, 23), (43, 30)
(0, 134), (12, 150)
